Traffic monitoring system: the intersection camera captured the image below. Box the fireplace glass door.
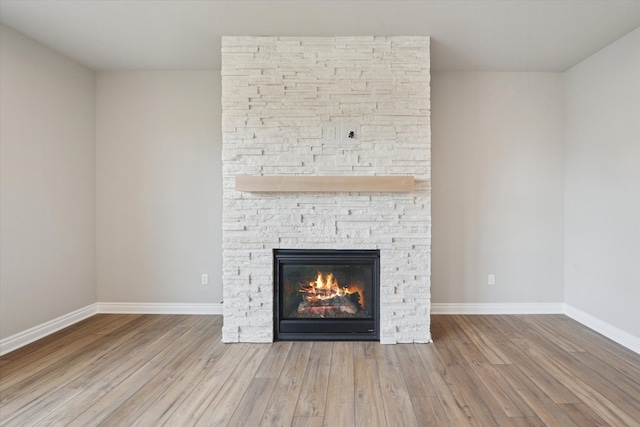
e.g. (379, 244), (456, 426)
(274, 249), (380, 341)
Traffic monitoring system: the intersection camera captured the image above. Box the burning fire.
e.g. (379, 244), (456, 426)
(299, 271), (364, 307)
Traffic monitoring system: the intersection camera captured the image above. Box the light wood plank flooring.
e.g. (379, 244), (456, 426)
(1, 314), (639, 426)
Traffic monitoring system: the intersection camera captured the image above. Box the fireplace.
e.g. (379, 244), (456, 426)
(274, 249), (380, 341)
(222, 36), (431, 344)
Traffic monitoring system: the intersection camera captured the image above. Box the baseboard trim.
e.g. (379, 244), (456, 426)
(0, 303), (98, 356)
(97, 302), (224, 315)
(431, 302), (565, 315)
(564, 304), (640, 355)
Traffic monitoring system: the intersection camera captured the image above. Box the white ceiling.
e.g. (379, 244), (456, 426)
(1, 0), (639, 72)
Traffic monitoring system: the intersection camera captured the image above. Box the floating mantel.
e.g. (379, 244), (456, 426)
(235, 175), (415, 192)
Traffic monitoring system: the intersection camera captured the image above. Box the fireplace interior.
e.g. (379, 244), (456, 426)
(274, 249), (380, 341)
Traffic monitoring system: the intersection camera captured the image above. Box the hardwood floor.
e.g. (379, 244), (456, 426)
(1, 314), (639, 426)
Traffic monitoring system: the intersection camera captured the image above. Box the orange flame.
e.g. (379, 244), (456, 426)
(299, 271), (364, 307)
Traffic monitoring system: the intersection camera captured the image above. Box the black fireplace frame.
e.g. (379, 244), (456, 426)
(273, 248), (380, 341)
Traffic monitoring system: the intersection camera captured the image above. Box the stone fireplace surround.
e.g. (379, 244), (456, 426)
(222, 36), (431, 344)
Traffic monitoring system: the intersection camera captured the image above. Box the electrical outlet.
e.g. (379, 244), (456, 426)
(201, 273), (209, 286)
(488, 274), (495, 286)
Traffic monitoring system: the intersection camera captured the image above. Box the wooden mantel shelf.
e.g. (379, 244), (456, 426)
(235, 175), (415, 192)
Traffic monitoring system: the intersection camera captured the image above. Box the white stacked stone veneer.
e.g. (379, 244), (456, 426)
(221, 36), (431, 344)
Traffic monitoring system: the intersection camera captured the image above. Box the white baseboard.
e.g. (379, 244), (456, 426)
(0, 303), (98, 356)
(431, 302), (565, 315)
(97, 302), (224, 315)
(564, 304), (640, 355)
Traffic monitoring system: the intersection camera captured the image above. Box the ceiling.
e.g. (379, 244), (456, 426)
(0, 0), (639, 72)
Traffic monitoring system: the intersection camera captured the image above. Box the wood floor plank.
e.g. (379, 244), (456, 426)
(227, 378), (277, 427)
(31, 317), (191, 426)
(377, 345), (419, 426)
(470, 362), (536, 418)
(508, 338), (582, 404)
(395, 344), (450, 426)
(445, 315), (495, 366)
(453, 315), (513, 364)
(194, 344), (271, 426)
(479, 315), (527, 341)
(354, 359), (386, 427)
(518, 315), (585, 353)
(255, 340), (293, 378)
(539, 349), (640, 425)
(395, 343), (437, 397)
(464, 315), (528, 368)
(294, 342), (332, 417)
(260, 342), (312, 427)
(496, 364), (580, 427)
(1, 387), (80, 427)
(448, 363), (515, 426)
(90, 313), (147, 335)
(99, 317), (222, 426)
(483, 316), (583, 405)
(1, 316), (175, 425)
(510, 415), (546, 427)
(559, 402), (610, 426)
(0, 314), (135, 365)
(353, 341), (381, 360)
(415, 343), (481, 426)
(473, 316), (584, 418)
(549, 314), (640, 366)
(158, 342), (251, 425)
(469, 317), (542, 419)
(503, 316), (640, 425)
(571, 350), (640, 399)
(429, 316), (469, 366)
(436, 321), (515, 426)
(291, 416), (324, 427)
(0, 315), (101, 362)
(410, 395), (451, 427)
(0, 314), (145, 392)
(0, 333), (104, 401)
(323, 342), (355, 427)
(537, 315), (640, 386)
(2, 314), (639, 427)
(69, 328), (210, 427)
(129, 327), (228, 426)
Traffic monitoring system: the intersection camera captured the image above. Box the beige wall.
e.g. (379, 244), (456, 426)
(95, 69), (566, 312)
(0, 25), (96, 339)
(564, 28), (640, 338)
(96, 71), (222, 304)
(431, 71), (565, 304)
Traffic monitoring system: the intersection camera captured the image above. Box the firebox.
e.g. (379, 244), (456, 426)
(273, 249), (380, 341)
